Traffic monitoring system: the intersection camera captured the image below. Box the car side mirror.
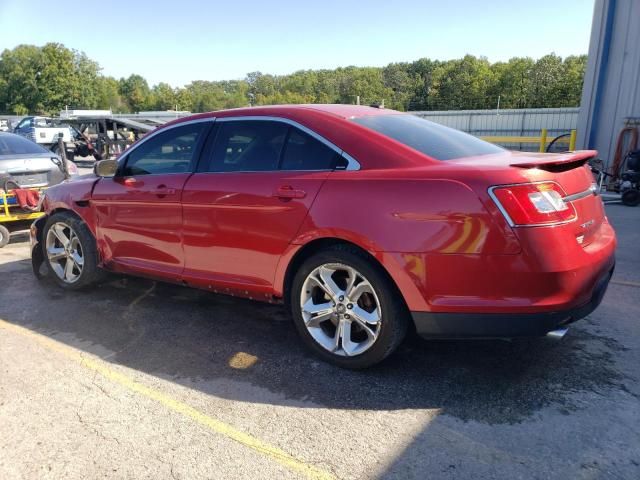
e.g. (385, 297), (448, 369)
(94, 159), (118, 177)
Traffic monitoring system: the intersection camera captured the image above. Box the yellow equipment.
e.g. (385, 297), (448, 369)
(0, 188), (44, 248)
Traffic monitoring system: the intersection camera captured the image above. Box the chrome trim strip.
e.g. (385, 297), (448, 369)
(216, 115), (361, 171)
(563, 183), (598, 203)
(487, 185), (515, 227)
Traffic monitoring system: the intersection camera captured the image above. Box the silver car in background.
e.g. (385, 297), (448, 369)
(0, 132), (77, 188)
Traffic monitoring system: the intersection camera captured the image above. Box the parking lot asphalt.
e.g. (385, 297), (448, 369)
(0, 203), (639, 480)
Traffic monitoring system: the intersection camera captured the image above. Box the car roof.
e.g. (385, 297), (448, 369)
(278, 104), (398, 119)
(182, 104), (399, 121)
(157, 104), (426, 170)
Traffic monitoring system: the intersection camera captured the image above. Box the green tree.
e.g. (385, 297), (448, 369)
(430, 55), (496, 110)
(70, 51), (102, 109)
(489, 57), (535, 108)
(0, 44), (45, 114)
(383, 62), (419, 110)
(529, 53), (564, 107)
(37, 43), (79, 113)
(336, 66), (393, 106)
(95, 76), (124, 111)
(406, 58), (440, 110)
(151, 82), (177, 110)
(119, 74), (151, 112)
(0, 42), (589, 115)
(561, 55), (588, 107)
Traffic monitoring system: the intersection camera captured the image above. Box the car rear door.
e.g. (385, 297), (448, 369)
(181, 118), (344, 294)
(91, 121), (211, 279)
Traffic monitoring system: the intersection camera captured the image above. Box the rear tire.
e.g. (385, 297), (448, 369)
(0, 224), (10, 248)
(290, 245), (409, 369)
(42, 212), (103, 289)
(621, 189), (640, 207)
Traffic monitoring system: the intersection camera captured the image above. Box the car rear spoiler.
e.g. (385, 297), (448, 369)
(509, 150), (597, 172)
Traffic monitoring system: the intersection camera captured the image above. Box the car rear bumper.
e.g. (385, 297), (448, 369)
(411, 262), (614, 338)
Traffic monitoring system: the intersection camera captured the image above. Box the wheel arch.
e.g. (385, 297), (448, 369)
(42, 208), (102, 261)
(280, 237), (412, 316)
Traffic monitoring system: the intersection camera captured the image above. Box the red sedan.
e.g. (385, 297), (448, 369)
(31, 105), (616, 368)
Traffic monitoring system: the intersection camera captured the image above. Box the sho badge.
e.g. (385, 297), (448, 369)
(581, 219), (595, 229)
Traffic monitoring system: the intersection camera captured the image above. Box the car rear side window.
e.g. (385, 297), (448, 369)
(280, 128), (341, 171)
(205, 121), (288, 173)
(352, 114), (504, 160)
(122, 123), (207, 176)
(0, 134), (49, 155)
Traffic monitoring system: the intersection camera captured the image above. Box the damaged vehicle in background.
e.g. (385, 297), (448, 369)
(30, 105), (616, 368)
(0, 131), (78, 188)
(1, 131), (78, 248)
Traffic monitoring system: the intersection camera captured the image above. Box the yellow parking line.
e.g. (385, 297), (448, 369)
(0, 319), (335, 480)
(611, 279), (640, 288)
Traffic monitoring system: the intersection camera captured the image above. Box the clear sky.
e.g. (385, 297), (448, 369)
(0, 0), (595, 87)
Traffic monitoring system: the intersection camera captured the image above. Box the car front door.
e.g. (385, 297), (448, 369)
(181, 118), (345, 294)
(92, 121), (210, 279)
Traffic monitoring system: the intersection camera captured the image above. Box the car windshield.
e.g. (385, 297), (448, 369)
(0, 134), (49, 155)
(352, 114), (505, 161)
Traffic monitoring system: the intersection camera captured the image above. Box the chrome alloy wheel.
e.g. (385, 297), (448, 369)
(300, 263), (382, 356)
(45, 222), (84, 284)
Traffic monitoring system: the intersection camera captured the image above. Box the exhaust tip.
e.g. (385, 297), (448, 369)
(546, 327), (569, 341)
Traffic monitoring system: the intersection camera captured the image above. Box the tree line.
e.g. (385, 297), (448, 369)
(0, 43), (587, 116)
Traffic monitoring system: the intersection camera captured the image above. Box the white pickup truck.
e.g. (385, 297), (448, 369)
(13, 116), (73, 148)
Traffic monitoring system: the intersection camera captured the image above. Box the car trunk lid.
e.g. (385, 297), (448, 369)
(452, 150), (605, 247)
(0, 153), (62, 188)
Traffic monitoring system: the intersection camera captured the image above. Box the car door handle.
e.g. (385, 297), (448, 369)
(275, 185), (306, 199)
(152, 185), (176, 197)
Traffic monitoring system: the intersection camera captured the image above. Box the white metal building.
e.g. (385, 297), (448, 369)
(577, 0), (640, 167)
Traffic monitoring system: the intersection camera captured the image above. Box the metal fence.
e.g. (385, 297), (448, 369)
(411, 107), (580, 151)
(3, 107), (581, 153)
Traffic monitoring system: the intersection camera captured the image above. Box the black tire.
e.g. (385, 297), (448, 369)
(621, 189), (640, 207)
(41, 212), (103, 289)
(0, 224), (10, 248)
(51, 144), (74, 162)
(290, 244), (409, 369)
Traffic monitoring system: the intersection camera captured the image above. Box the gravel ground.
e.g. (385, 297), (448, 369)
(0, 202), (638, 480)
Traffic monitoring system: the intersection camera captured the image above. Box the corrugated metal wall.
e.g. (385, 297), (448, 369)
(578, 0), (640, 167)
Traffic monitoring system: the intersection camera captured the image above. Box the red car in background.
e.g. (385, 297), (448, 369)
(31, 105), (616, 368)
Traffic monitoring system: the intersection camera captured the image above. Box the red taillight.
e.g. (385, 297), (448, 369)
(489, 182), (576, 226)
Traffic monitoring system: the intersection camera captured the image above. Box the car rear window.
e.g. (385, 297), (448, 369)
(0, 134), (49, 155)
(352, 114), (504, 160)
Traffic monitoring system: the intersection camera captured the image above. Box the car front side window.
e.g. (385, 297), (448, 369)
(122, 123), (207, 176)
(16, 118), (31, 130)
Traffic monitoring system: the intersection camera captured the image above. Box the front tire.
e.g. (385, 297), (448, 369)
(290, 245), (409, 369)
(42, 212), (102, 289)
(0, 224), (10, 248)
